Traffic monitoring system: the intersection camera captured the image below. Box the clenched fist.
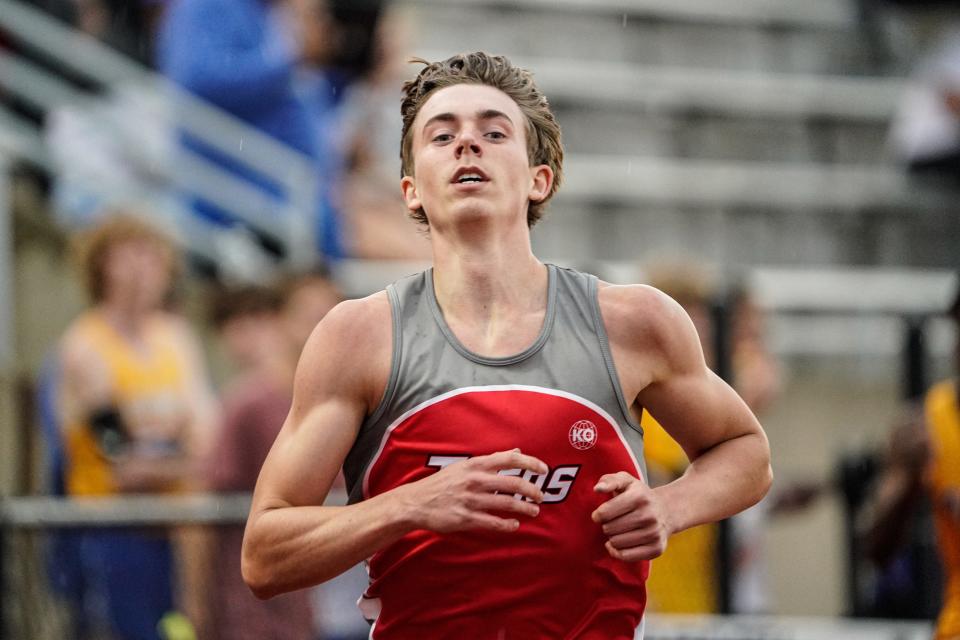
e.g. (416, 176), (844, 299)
(591, 471), (672, 562)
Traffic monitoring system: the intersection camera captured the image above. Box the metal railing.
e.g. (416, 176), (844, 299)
(0, 493), (936, 639)
(0, 490), (349, 639)
(0, 0), (320, 271)
(644, 614), (932, 640)
(0, 493), (254, 529)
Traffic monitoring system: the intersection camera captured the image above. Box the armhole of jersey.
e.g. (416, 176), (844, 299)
(589, 276), (643, 437)
(360, 285), (403, 430)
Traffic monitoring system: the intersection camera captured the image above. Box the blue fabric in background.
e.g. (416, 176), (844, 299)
(82, 531), (175, 640)
(36, 353), (91, 640)
(36, 354), (177, 640)
(157, 0), (344, 260)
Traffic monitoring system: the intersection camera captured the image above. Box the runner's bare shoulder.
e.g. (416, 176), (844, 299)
(296, 290), (393, 413)
(597, 282), (689, 350)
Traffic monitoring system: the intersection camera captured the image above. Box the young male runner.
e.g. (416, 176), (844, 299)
(243, 52), (772, 639)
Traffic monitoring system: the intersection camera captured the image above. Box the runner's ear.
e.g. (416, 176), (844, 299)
(401, 176), (422, 212)
(528, 164), (553, 203)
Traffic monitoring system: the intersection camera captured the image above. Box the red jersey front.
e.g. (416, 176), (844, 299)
(361, 385), (649, 639)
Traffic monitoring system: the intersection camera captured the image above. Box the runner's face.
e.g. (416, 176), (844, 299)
(402, 84), (551, 230)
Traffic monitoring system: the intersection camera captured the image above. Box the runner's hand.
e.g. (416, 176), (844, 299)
(592, 471), (671, 562)
(403, 449), (547, 534)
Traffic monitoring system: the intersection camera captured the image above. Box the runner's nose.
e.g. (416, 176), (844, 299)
(455, 129), (482, 159)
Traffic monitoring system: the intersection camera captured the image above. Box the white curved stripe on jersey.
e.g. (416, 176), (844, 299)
(358, 594), (381, 623)
(361, 384), (644, 499)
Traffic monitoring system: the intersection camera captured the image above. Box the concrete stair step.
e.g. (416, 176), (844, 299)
(405, 0), (869, 74)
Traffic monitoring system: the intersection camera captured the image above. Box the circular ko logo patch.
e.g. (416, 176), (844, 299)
(568, 420), (598, 450)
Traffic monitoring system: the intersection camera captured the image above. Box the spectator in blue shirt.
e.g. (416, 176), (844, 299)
(157, 0), (344, 260)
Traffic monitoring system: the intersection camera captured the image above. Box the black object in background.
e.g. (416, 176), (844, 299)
(326, 0), (387, 96)
(88, 406), (130, 457)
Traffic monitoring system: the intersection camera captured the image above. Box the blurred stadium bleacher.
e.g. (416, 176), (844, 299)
(0, 0), (956, 637)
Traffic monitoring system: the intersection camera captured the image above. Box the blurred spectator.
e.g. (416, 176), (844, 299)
(205, 269), (346, 640)
(278, 271), (371, 640)
(729, 287), (783, 416)
(890, 25), (960, 183)
(205, 284), (313, 640)
(73, 0), (161, 65)
(31, 0), (162, 64)
(156, 0), (344, 260)
(35, 351), (91, 638)
(858, 0), (959, 73)
(325, 0), (386, 89)
(279, 267), (343, 352)
(640, 264), (721, 614)
(333, 6), (431, 259)
(724, 285), (824, 614)
(267, 271), (372, 640)
(861, 406), (942, 619)
(641, 264), (817, 614)
(864, 281), (960, 635)
(44, 85), (175, 230)
(57, 213), (219, 638)
(41, 0), (174, 230)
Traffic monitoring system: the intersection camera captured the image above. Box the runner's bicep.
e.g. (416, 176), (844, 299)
(253, 393), (364, 511)
(252, 295), (388, 510)
(638, 368), (760, 462)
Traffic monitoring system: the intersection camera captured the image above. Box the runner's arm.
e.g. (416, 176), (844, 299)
(242, 294), (547, 598)
(594, 285), (771, 559)
(633, 286), (771, 534)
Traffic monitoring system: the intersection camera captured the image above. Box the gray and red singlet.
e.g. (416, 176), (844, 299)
(342, 264), (649, 639)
